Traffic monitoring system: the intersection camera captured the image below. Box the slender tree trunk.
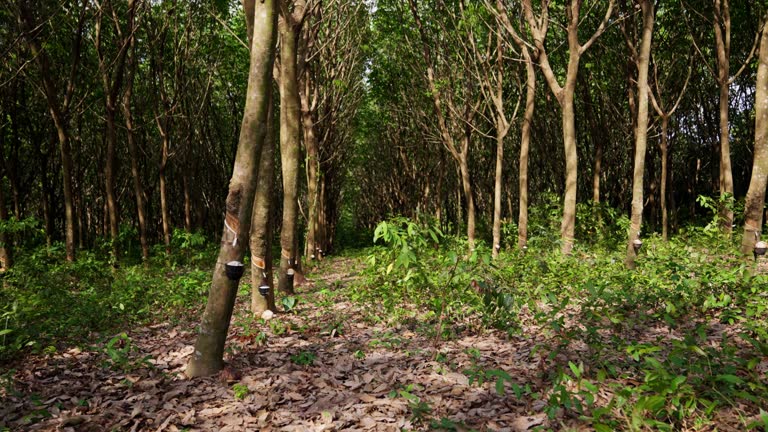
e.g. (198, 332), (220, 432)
(57, 124), (76, 260)
(0, 136), (12, 270)
(0, 183), (11, 271)
(41, 137), (53, 248)
(183, 174), (192, 232)
(123, 26), (149, 261)
(301, 67), (319, 261)
(492, 128), (503, 257)
(714, 0), (734, 234)
(104, 105), (120, 259)
(251, 98), (277, 315)
(186, 0), (277, 378)
(160, 133), (171, 254)
(491, 32), (506, 259)
(459, 151), (476, 250)
(626, 0), (654, 269)
(718, 80), (734, 233)
(561, 81), (578, 255)
(592, 141), (603, 204)
(741, 20), (768, 255)
(8, 104), (21, 220)
(277, 15), (301, 295)
(95, 0), (132, 261)
(660, 115), (670, 241)
(518, 51), (534, 249)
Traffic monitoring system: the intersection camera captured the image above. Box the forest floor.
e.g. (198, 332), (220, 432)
(2, 255), (767, 431)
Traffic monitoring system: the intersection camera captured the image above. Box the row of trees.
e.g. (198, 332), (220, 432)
(354, 0), (768, 265)
(0, 0), (367, 273)
(4, 0), (768, 375)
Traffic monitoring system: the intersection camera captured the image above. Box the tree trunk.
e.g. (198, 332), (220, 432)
(122, 24), (149, 262)
(251, 98), (277, 315)
(0, 140), (12, 270)
(458, 153), (475, 249)
(491, 32), (507, 259)
(183, 174), (192, 233)
(741, 19), (768, 255)
(186, 0), (277, 378)
(301, 64), (320, 261)
(95, 0), (132, 262)
(492, 125), (503, 258)
(626, 0), (654, 270)
(660, 115), (670, 241)
(718, 80), (734, 233)
(560, 81), (578, 255)
(277, 15), (301, 295)
(160, 133), (171, 254)
(714, 0), (734, 234)
(104, 105), (120, 260)
(518, 50), (534, 250)
(592, 141), (603, 205)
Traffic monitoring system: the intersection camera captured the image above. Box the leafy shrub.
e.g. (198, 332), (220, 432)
(355, 217), (506, 336)
(0, 243), (211, 361)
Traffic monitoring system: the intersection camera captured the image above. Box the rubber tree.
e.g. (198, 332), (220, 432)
(492, 0), (537, 250)
(0, 142), (11, 270)
(94, 0), (135, 261)
(277, 0), (309, 295)
(649, 55), (692, 241)
(686, 0), (760, 234)
(18, 0), (88, 262)
(186, 0), (278, 378)
(251, 96), (278, 315)
(521, 0), (614, 255)
(122, 0), (150, 261)
(625, 0), (655, 270)
(408, 0), (481, 251)
(464, 2), (517, 259)
(741, 18), (768, 256)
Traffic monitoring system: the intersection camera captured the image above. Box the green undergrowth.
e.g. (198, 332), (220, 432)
(0, 230), (217, 362)
(349, 216), (768, 430)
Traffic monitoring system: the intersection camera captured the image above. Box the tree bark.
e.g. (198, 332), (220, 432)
(714, 0), (734, 234)
(186, 0), (277, 378)
(626, 0), (654, 269)
(277, 7), (302, 295)
(0, 134), (12, 271)
(251, 97), (277, 315)
(183, 174), (192, 233)
(657, 115), (669, 240)
(459, 147), (476, 250)
(302, 84), (320, 261)
(160, 133), (171, 254)
(741, 19), (768, 255)
(491, 31), (508, 258)
(492, 123), (503, 257)
(518, 49), (535, 250)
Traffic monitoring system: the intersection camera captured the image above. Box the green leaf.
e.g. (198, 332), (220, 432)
(282, 296), (297, 311)
(568, 361), (582, 379)
(716, 374), (743, 385)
